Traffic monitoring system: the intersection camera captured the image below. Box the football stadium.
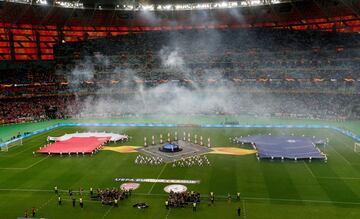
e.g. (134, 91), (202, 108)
(1, 0), (360, 218)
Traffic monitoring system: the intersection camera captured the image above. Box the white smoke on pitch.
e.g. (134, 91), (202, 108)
(65, 29), (280, 120)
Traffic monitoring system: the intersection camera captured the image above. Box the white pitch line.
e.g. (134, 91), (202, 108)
(134, 193), (360, 206)
(331, 147), (352, 166)
(61, 198), (102, 204)
(5, 142), (44, 157)
(302, 161), (316, 178)
(242, 200), (247, 219)
(25, 156), (49, 169)
(2, 188), (360, 206)
(102, 206), (114, 219)
(0, 188), (52, 192)
(148, 163), (168, 194)
(165, 208), (171, 219)
(317, 176), (360, 180)
(0, 167), (25, 170)
(0, 156), (48, 170)
(0, 188), (94, 194)
(38, 195), (55, 210)
(242, 196), (360, 205)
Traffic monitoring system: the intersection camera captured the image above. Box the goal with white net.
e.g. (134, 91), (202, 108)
(0, 138), (23, 152)
(354, 142), (360, 153)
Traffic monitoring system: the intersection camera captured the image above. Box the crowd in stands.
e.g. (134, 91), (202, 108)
(0, 28), (360, 123)
(167, 191), (200, 208)
(55, 28), (360, 84)
(1, 28), (359, 96)
(0, 96), (76, 124)
(0, 90), (359, 125)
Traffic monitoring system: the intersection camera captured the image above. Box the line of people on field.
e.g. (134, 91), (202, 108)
(135, 154), (164, 165)
(171, 155), (211, 168)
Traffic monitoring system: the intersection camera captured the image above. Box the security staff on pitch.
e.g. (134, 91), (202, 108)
(58, 196), (62, 205)
(90, 187), (93, 196)
(79, 197), (84, 208)
(114, 199), (118, 207)
(54, 186), (58, 194)
(165, 200), (169, 209)
(69, 188), (73, 197)
(237, 192), (241, 201)
(193, 202), (197, 212)
(227, 193), (232, 203)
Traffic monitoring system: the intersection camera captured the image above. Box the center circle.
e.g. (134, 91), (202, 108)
(164, 184), (187, 193)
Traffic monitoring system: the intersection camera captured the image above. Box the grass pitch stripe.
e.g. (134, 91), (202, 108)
(0, 188), (52, 192)
(242, 200), (247, 219)
(101, 206), (114, 219)
(134, 192), (360, 206)
(302, 161), (316, 178)
(165, 208), (171, 219)
(2, 188), (360, 206)
(148, 163), (168, 194)
(0, 156), (48, 170)
(38, 195), (56, 210)
(331, 147), (352, 165)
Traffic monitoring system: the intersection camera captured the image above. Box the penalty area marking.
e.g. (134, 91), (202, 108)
(0, 188), (53, 192)
(0, 156), (49, 170)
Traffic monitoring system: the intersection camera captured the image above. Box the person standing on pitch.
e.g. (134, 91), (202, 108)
(210, 192), (214, 204)
(114, 198), (118, 207)
(193, 202), (197, 212)
(237, 192), (241, 201)
(54, 186), (58, 194)
(58, 196), (62, 205)
(227, 193), (232, 203)
(165, 200), (169, 209)
(69, 188), (73, 197)
(237, 207), (241, 216)
(32, 207), (36, 217)
(90, 187), (93, 196)
(72, 197), (76, 207)
(79, 197), (83, 208)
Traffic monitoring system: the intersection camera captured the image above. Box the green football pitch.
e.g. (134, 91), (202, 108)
(1, 116), (360, 219)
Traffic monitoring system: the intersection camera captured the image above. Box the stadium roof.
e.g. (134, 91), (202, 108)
(0, 0), (360, 61)
(0, 1), (300, 10)
(0, 0), (359, 28)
